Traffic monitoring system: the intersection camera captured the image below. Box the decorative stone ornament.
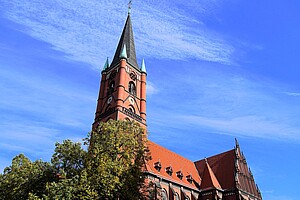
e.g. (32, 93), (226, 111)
(107, 97), (112, 104)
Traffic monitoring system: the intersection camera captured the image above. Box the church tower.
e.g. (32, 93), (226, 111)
(91, 8), (262, 200)
(93, 12), (147, 130)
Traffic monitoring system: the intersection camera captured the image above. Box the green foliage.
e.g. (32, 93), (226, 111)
(0, 120), (149, 199)
(51, 139), (86, 179)
(0, 154), (56, 199)
(86, 120), (149, 199)
(42, 170), (98, 200)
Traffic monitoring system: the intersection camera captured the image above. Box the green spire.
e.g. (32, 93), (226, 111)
(119, 44), (127, 59)
(141, 59), (146, 74)
(102, 57), (110, 71)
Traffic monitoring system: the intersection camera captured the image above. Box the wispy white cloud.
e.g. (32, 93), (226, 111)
(262, 195), (294, 200)
(0, 121), (59, 147)
(0, 0), (235, 69)
(262, 190), (274, 194)
(176, 115), (299, 141)
(147, 64), (300, 142)
(0, 63), (93, 172)
(147, 81), (158, 96)
(0, 118), (60, 171)
(284, 92), (300, 96)
(0, 65), (95, 128)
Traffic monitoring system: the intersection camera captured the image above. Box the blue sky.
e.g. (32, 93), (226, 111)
(0, 0), (299, 199)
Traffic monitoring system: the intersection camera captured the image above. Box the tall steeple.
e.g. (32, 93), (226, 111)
(93, 11), (147, 130)
(110, 13), (139, 69)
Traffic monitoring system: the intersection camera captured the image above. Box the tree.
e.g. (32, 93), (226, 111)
(42, 140), (97, 199)
(0, 140), (88, 200)
(41, 170), (98, 200)
(0, 120), (149, 199)
(0, 154), (56, 199)
(51, 139), (86, 179)
(85, 120), (149, 200)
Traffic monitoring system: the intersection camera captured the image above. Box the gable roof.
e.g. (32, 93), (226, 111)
(194, 144), (262, 199)
(145, 141), (201, 190)
(200, 159), (222, 190)
(195, 149), (236, 190)
(110, 14), (139, 70)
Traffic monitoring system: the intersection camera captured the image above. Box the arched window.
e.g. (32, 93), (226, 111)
(175, 192), (180, 200)
(128, 81), (136, 95)
(128, 105), (135, 114)
(108, 81), (115, 94)
(161, 189), (168, 200)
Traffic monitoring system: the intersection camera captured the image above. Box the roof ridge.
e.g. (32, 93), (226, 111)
(194, 148), (235, 163)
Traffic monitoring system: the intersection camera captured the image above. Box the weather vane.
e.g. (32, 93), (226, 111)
(128, 0), (132, 14)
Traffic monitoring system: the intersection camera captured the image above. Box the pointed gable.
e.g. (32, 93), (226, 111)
(195, 141), (262, 199)
(200, 159), (222, 190)
(110, 14), (139, 69)
(234, 142), (262, 198)
(195, 149), (236, 190)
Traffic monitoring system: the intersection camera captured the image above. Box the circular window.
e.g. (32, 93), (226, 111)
(130, 72), (137, 80)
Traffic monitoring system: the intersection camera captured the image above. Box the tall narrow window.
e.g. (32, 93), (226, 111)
(161, 189), (168, 200)
(175, 193), (180, 200)
(108, 81), (115, 95)
(128, 81), (136, 95)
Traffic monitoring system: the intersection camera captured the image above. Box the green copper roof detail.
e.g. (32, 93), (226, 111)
(119, 44), (128, 59)
(141, 59), (146, 74)
(102, 57), (110, 71)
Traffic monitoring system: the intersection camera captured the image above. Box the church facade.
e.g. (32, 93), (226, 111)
(93, 12), (262, 200)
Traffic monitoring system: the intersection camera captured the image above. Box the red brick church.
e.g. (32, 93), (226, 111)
(92, 11), (262, 200)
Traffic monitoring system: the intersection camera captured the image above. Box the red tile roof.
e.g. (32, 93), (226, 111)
(145, 140), (261, 199)
(145, 141), (201, 190)
(195, 145), (261, 198)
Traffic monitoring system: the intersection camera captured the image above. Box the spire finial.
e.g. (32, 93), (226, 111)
(120, 44), (127, 59)
(128, 0), (132, 14)
(235, 138), (239, 149)
(111, 5), (139, 69)
(102, 57), (110, 71)
(141, 59), (147, 74)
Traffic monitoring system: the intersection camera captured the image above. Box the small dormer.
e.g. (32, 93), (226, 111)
(176, 170), (183, 180)
(166, 166), (173, 176)
(154, 161), (162, 172)
(186, 174), (193, 183)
